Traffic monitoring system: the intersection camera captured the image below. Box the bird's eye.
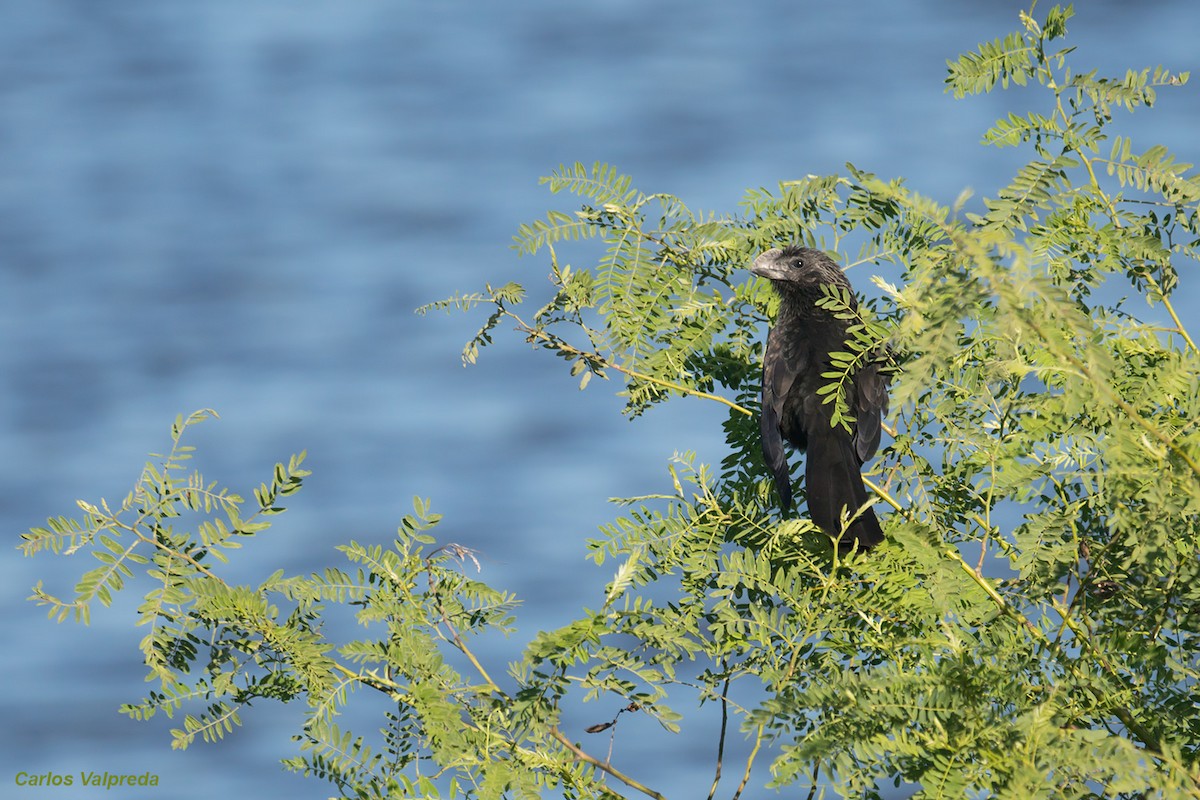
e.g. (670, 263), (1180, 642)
(791, 258), (805, 269)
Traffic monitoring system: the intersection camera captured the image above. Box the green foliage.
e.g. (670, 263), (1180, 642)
(23, 5), (1200, 799)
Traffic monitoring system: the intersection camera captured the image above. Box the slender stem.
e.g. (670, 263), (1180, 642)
(135, 526), (221, 581)
(330, 662), (410, 701)
(1059, 57), (1198, 361)
(549, 727), (665, 800)
(732, 725), (764, 800)
(1145, 273), (1199, 354)
(513, 316), (752, 416)
(706, 673), (732, 800)
(426, 565), (502, 694)
(506, 283), (711, 411)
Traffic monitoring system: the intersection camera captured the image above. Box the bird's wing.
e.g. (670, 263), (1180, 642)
(764, 323), (805, 420)
(760, 400), (791, 508)
(761, 326), (804, 508)
(851, 361), (889, 464)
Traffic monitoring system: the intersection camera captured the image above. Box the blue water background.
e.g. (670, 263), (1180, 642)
(2, 2), (1196, 797)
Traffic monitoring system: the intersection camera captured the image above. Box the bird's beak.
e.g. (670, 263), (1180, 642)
(750, 248), (786, 280)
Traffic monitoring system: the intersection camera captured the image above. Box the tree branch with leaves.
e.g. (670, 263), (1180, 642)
(22, 5), (1200, 798)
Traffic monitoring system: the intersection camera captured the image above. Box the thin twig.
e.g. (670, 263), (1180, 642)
(732, 725), (764, 800)
(549, 727), (666, 800)
(425, 548), (502, 693)
(510, 315), (753, 417)
(706, 673), (731, 800)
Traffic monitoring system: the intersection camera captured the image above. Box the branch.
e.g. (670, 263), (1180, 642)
(1143, 272), (1198, 355)
(549, 727), (666, 800)
(510, 313), (752, 416)
(425, 549), (503, 694)
(732, 725), (764, 800)
(1017, 305), (1200, 480)
(706, 673), (732, 800)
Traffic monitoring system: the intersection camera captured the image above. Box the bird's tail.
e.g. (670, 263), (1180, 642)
(805, 428), (885, 550)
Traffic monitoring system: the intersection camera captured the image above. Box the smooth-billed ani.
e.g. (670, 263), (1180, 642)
(751, 245), (889, 549)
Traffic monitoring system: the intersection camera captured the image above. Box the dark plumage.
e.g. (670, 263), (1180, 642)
(751, 245), (889, 549)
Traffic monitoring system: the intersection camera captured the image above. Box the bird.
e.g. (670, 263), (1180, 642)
(750, 245), (889, 550)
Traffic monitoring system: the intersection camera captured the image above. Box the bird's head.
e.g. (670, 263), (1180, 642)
(750, 245), (844, 288)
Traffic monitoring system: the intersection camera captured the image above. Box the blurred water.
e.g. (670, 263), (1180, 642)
(2, 1), (1196, 797)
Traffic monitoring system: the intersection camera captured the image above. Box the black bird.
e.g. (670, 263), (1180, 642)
(751, 245), (889, 549)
